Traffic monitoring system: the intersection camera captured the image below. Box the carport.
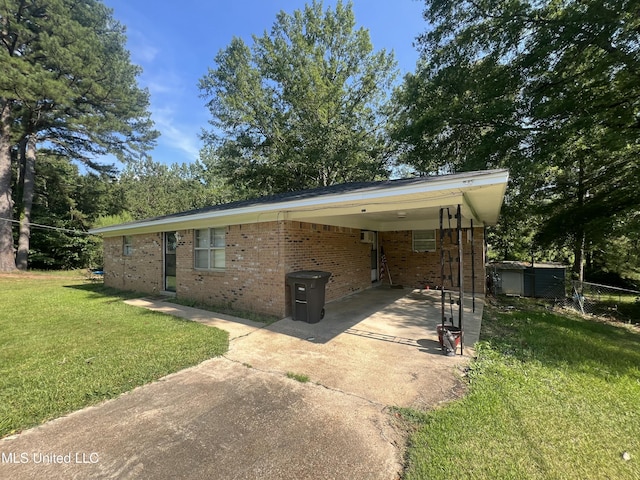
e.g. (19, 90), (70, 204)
(274, 169), (507, 355)
(275, 286), (484, 347)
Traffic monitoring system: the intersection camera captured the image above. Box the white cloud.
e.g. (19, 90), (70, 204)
(141, 68), (187, 96)
(146, 80), (174, 95)
(121, 32), (207, 164)
(152, 107), (202, 162)
(142, 75), (204, 162)
(126, 29), (159, 64)
(133, 43), (159, 64)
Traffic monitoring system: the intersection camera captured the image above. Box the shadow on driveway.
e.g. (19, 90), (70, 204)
(269, 285), (484, 349)
(225, 285), (483, 407)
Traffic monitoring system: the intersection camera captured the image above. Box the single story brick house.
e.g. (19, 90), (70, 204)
(90, 169), (509, 318)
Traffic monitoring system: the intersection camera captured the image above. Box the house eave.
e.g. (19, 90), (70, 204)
(90, 169), (509, 237)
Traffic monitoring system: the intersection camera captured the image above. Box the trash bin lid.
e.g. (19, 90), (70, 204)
(286, 270), (331, 280)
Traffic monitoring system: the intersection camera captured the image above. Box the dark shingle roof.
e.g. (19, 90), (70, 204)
(102, 169), (507, 230)
(134, 170), (498, 224)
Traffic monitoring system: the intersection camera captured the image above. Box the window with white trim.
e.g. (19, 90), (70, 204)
(412, 230), (436, 252)
(194, 228), (226, 270)
(123, 235), (133, 256)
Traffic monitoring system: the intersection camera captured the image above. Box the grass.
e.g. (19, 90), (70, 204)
(399, 297), (640, 480)
(286, 372), (310, 383)
(169, 297), (280, 325)
(584, 296), (640, 324)
(0, 274), (228, 438)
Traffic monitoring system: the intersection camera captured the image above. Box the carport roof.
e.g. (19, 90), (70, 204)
(90, 169), (509, 236)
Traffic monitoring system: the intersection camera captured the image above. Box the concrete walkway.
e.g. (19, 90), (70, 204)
(0, 287), (483, 480)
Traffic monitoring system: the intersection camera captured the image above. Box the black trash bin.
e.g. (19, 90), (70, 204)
(286, 271), (331, 323)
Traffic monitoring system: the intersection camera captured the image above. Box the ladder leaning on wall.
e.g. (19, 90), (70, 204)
(438, 205), (477, 356)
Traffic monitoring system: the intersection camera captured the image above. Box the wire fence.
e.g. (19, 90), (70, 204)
(487, 266), (640, 323)
(564, 280), (640, 322)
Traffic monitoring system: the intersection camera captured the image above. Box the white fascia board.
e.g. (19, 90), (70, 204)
(90, 210), (280, 236)
(284, 169), (509, 209)
(90, 169), (509, 236)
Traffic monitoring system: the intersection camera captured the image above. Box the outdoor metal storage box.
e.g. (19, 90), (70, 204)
(490, 262), (566, 298)
(286, 271), (331, 323)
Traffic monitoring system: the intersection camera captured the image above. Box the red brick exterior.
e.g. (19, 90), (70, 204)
(281, 222), (371, 314)
(379, 228), (485, 294)
(167, 221), (369, 317)
(103, 233), (163, 293)
(174, 223), (286, 317)
(103, 221), (486, 318)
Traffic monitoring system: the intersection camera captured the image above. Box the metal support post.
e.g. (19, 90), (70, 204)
(471, 219), (475, 313)
(439, 208), (445, 327)
(457, 204), (464, 355)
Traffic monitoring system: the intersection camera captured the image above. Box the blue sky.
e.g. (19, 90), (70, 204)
(102, 0), (427, 166)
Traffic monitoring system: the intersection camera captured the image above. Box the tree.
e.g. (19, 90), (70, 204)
(392, 0), (640, 280)
(118, 158), (224, 220)
(21, 156), (115, 270)
(0, 0), (157, 271)
(199, 0), (397, 197)
(27, 159), (84, 270)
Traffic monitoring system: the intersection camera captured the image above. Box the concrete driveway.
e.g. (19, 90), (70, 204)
(0, 287), (483, 480)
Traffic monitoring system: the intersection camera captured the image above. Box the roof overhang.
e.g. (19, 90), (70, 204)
(90, 169), (509, 237)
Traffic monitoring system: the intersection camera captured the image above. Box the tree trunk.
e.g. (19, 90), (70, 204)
(16, 135), (36, 270)
(572, 155), (586, 282)
(0, 102), (17, 272)
(573, 231), (585, 282)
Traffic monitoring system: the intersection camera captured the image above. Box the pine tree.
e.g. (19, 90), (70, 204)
(0, 0), (157, 271)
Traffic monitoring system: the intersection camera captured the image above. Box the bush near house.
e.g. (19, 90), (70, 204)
(0, 274), (228, 438)
(399, 297), (640, 480)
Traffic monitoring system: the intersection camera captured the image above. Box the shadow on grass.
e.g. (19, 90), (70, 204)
(590, 299), (640, 324)
(64, 283), (154, 303)
(67, 284), (277, 325)
(168, 297), (280, 325)
(65, 285), (199, 325)
(482, 299), (640, 379)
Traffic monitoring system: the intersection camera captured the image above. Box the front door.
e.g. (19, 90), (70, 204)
(164, 232), (177, 292)
(370, 232), (378, 282)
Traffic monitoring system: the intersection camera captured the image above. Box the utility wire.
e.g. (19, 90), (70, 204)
(0, 217), (96, 236)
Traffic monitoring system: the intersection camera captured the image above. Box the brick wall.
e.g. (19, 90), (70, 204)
(282, 221), (372, 312)
(104, 222), (369, 318)
(102, 222), (484, 319)
(173, 221), (371, 318)
(175, 223), (286, 318)
(380, 228), (485, 294)
(103, 233), (163, 293)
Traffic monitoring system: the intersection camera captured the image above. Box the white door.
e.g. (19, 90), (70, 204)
(370, 232), (378, 282)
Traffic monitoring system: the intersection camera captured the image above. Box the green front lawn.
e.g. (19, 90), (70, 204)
(400, 298), (640, 479)
(0, 274), (228, 438)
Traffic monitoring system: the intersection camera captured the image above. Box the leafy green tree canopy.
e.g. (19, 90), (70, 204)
(118, 157), (225, 220)
(392, 0), (640, 279)
(199, 0), (397, 197)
